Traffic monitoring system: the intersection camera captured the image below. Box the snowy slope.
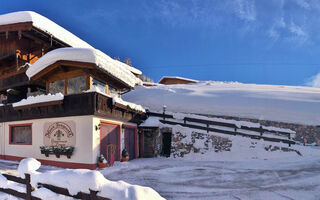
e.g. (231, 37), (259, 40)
(0, 11), (93, 49)
(124, 81), (320, 125)
(26, 48), (142, 88)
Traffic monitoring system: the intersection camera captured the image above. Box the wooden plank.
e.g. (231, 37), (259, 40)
(37, 183), (111, 200)
(0, 22), (33, 33)
(2, 173), (25, 184)
(159, 119), (295, 145)
(0, 188), (27, 199)
(13, 100), (63, 110)
(184, 117), (237, 129)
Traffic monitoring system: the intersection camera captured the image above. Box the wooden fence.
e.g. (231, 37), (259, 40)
(0, 173), (111, 200)
(148, 112), (295, 146)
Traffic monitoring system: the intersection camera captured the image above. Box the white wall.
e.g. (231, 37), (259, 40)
(3, 116), (94, 164)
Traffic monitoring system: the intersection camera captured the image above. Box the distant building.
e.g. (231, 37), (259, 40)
(158, 76), (198, 85)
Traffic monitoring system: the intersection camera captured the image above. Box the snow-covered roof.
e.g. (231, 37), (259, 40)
(158, 76), (199, 84)
(26, 48), (142, 88)
(124, 81), (320, 125)
(113, 59), (142, 75)
(0, 11), (93, 49)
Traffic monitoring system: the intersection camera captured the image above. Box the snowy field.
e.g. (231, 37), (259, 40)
(1, 146), (320, 200)
(124, 81), (320, 125)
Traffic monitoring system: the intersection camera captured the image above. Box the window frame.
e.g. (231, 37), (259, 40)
(9, 123), (33, 145)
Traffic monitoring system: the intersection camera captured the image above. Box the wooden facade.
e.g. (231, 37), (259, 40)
(0, 22), (71, 101)
(0, 92), (142, 123)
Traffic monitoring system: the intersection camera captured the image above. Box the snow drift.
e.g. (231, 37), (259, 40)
(124, 81), (320, 125)
(2, 158), (164, 200)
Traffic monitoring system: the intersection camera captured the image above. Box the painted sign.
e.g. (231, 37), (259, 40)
(44, 121), (76, 146)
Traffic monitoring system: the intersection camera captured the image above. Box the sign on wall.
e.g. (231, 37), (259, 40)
(44, 121), (76, 146)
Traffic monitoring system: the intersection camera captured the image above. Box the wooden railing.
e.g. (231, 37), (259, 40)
(0, 92), (142, 123)
(148, 112), (295, 146)
(0, 173), (111, 200)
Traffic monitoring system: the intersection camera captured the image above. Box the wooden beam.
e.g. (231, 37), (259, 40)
(64, 79), (68, 95)
(13, 100), (63, 110)
(0, 22), (33, 33)
(46, 69), (86, 83)
(30, 60), (96, 81)
(46, 81), (49, 95)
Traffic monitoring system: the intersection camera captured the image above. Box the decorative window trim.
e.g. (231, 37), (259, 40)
(9, 123), (32, 145)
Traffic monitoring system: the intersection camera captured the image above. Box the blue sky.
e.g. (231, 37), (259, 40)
(1, 0), (320, 86)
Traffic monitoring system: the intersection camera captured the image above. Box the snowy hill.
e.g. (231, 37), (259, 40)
(124, 81), (320, 126)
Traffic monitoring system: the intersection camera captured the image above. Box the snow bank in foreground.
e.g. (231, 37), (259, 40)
(17, 158), (41, 178)
(8, 158), (164, 200)
(0, 174), (7, 189)
(26, 48), (142, 88)
(124, 81), (320, 125)
(12, 93), (64, 108)
(31, 169), (164, 200)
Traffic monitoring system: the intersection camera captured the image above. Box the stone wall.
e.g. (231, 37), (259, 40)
(171, 130), (232, 158)
(204, 114), (320, 145)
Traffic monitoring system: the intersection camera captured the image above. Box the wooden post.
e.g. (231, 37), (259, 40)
(206, 123), (209, 133)
(25, 173), (32, 200)
(89, 190), (98, 200)
(259, 126), (263, 136)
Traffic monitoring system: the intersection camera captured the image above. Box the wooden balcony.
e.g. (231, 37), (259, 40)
(0, 92), (143, 123)
(0, 69), (30, 92)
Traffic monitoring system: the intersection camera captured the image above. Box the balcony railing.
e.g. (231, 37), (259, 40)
(0, 92), (142, 123)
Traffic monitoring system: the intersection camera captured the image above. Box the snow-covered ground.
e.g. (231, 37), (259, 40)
(0, 145), (320, 199)
(124, 81), (320, 125)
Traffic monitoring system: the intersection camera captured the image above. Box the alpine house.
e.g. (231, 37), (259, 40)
(0, 11), (145, 169)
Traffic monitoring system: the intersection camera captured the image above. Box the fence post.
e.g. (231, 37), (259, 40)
(206, 123), (209, 133)
(259, 126), (263, 136)
(89, 189), (98, 200)
(25, 173), (32, 200)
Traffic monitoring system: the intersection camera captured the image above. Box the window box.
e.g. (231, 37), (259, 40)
(40, 146), (75, 159)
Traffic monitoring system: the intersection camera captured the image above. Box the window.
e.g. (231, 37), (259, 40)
(68, 76), (86, 94)
(49, 80), (65, 95)
(9, 124), (32, 145)
(92, 78), (106, 93)
(109, 85), (118, 97)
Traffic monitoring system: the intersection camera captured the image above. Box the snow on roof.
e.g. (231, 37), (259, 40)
(26, 48), (142, 88)
(158, 76), (199, 83)
(113, 59), (142, 75)
(12, 93), (64, 108)
(0, 11), (93, 49)
(113, 96), (145, 113)
(123, 81), (320, 126)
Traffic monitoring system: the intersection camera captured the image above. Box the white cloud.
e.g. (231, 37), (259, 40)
(306, 73), (320, 87)
(235, 0), (256, 22)
(295, 0), (310, 9)
(289, 22), (306, 37)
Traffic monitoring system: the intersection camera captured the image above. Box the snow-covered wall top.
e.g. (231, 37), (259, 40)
(0, 11), (93, 49)
(26, 48), (142, 88)
(123, 81), (320, 126)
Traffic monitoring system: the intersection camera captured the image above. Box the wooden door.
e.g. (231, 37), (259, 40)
(124, 127), (136, 160)
(100, 124), (120, 164)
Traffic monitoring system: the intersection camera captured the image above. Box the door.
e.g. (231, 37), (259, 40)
(124, 127), (136, 160)
(161, 132), (172, 157)
(100, 123), (120, 164)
